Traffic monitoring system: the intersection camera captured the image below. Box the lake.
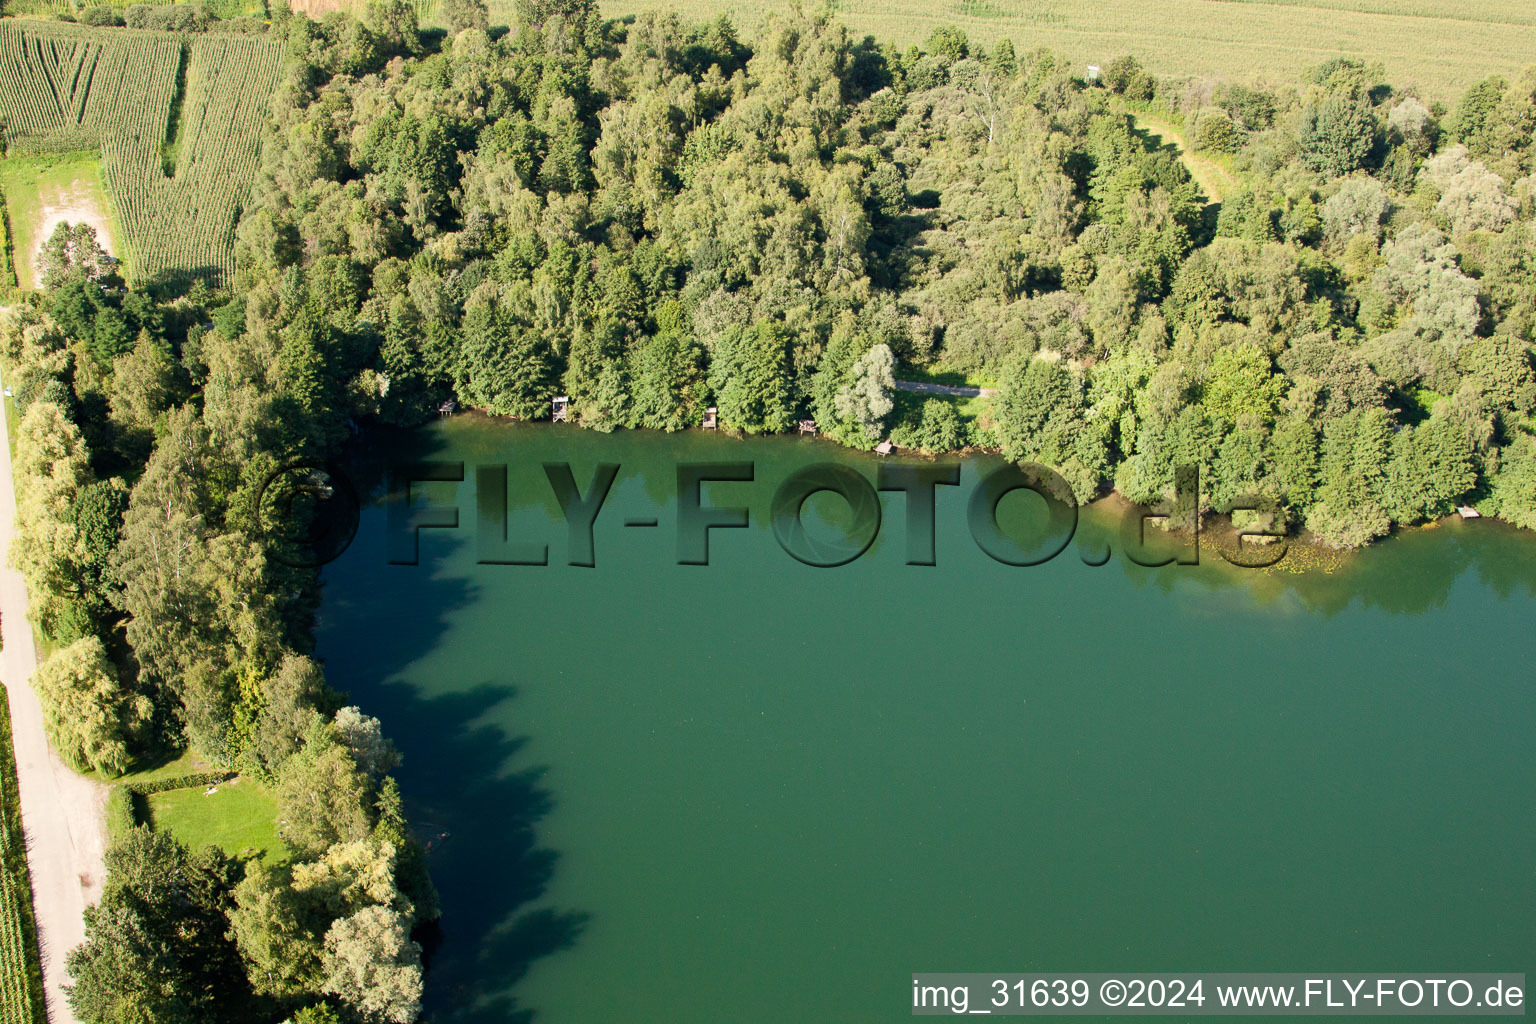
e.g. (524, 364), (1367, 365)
(315, 417), (1536, 1022)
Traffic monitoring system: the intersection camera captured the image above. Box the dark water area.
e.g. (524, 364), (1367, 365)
(315, 417), (1536, 1023)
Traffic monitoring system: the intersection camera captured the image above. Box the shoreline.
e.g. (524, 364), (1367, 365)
(430, 407), (1504, 569)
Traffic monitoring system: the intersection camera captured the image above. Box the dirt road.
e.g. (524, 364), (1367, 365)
(0, 375), (104, 1024)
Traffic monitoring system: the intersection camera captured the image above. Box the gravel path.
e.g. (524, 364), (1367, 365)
(0, 376), (104, 1024)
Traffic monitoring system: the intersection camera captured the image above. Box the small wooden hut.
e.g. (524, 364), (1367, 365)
(703, 406), (719, 430)
(874, 439), (894, 456)
(797, 419), (817, 436)
(552, 395), (570, 422)
(438, 399), (456, 418)
(1456, 506), (1481, 519)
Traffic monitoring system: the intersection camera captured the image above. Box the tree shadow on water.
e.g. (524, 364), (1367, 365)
(375, 678), (590, 1024)
(319, 425), (588, 1023)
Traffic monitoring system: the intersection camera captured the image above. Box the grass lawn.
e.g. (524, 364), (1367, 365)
(890, 384), (994, 436)
(898, 363), (999, 390)
(88, 747), (210, 787)
(145, 777), (289, 866)
(0, 152), (121, 291)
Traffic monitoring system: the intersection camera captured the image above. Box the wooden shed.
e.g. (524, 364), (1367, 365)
(797, 419), (817, 435)
(703, 406), (719, 430)
(874, 439), (894, 456)
(552, 395), (570, 422)
(1456, 506), (1481, 519)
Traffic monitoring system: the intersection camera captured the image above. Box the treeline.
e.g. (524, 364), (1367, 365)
(2, 119), (433, 1024)
(67, 4), (270, 32)
(204, 0), (1536, 547)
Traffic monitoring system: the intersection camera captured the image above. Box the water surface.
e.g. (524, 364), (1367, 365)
(317, 419), (1536, 1022)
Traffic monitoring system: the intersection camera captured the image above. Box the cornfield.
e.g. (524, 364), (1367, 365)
(577, 0), (1536, 101)
(0, 21), (281, 284)
(0, 0), (258, 18)
(0, 701), (45, 1024)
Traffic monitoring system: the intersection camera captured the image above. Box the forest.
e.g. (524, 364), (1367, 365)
(220, 0), (1536, 549)
(1, 0), (1535, 1021)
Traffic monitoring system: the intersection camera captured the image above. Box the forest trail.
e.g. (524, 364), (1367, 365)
(0, 378), (104, 1024)
(895, 380), (998, 398)
(1127, 112), (1241, 203)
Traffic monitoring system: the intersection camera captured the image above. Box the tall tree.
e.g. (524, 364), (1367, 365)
(67, 828), (252, 1024)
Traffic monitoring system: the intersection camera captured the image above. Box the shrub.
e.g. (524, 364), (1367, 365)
(1192, 108), (1239, 153)
(1299, 90), (1378, 177)
(891, 398), (968, 452)
(121, 770), (237, 796)
(79, 5), (124, 26)
(1103, 55), (1154, 101)
(104, 787), (137, 838)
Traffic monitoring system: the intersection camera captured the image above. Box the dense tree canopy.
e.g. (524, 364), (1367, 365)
(200, 5), (1536, 546)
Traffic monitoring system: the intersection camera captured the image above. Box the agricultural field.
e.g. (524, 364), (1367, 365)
(144, 776), (288, 865)
(0, 0), (260, 16)
(0, 703), (46, 1024)
(295, 0), (437, 19)
(0, 20), (281, 285)
(553, 0), (1536, 103)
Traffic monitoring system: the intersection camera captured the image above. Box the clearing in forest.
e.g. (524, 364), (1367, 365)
(1127, 112), (1241, 204)
(0, 152), (119, 291)
(144, 775), (288, 867)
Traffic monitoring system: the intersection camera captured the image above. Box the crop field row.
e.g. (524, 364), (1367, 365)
(0, 0), (258, 16)
(107, 34), (282, 281)
(0, 702), (45, 1024)
(0, 23), (181, 139)
(0, 21), (280, 284)
(577, 0), (1536, 101)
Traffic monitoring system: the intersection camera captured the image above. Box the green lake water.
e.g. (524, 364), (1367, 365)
(315, 418), (1536, 1023)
